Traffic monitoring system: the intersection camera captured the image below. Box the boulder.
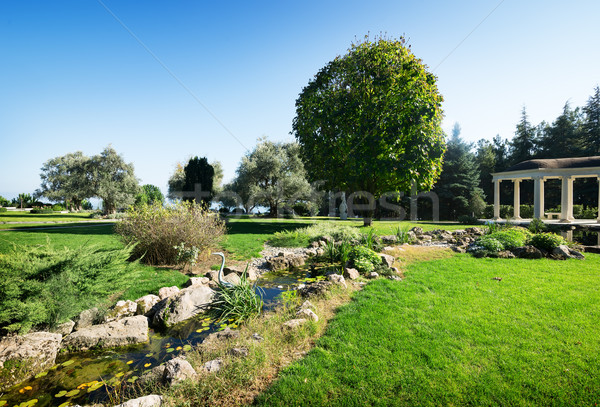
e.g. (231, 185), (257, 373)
(300, 300), (315, 311)
(0, 332), (62, 391)
(283, 319), (307, 331)
(451, 246), (466, 253)
(222, 272), (242, 286)
(224, 265), (258, 281)
(380, 235), (398, 244)
(368, 272), (379, 279)
(229, 347), (249, 358)
(183, 277), (210, 288)
(496, 250), (516, 259)
(380, 253), (395, 268)
(465, 227), (485, 236)
(152, 286), (215, 328)
(553, 245), (584, 260)
(52, 320), (75, 336)
(202, 327), (240, 347)
(158, 286), (180, 300)
(163, 357), (198, 384)
(201, 358), (223, 373)
(104, 300), (138, 323)
(135, 294), (161, 316)
(296, 308), (319, 322)
(267, 256), (289, 271)
(115, 395), (162, 407)
(298, 281), (332, 298)
(75, 307), (99, 331)
(512, 245), (544, 259)
(267, 254), (306, 271)
(62, 315), (148, 352)
(410, 227), (423, 235)
(287, 254), (307, 269)
(327, 274), (347, 288)
(344, 267), (360, 280)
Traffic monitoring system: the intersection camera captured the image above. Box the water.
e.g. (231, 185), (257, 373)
(561, 229), (600, 246)
(0, 270), (315, 407)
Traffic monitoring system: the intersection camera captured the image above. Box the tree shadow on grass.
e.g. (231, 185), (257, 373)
(226, 220), (314, 235)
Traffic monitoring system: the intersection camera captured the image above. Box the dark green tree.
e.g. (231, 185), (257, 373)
(182, 156), (214, 206)
(509, 106), (537, 165)
(434, 124), (485, 220)
(474, 139), (496, 204)
(582, 86), (600, 155)
(293, 36), (445, 225)
(538, 102), (584, 158)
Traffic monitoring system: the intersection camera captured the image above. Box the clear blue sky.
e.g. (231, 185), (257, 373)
(1, 0), (599, 201)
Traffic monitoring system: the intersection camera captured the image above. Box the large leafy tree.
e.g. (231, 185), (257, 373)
(37, 151), (93, 210)
(135, 184), (165, 207)
(434, 124), (485, 220)
(231, 139), (312, 216)
(89, 146), (139, 214)
(293, 36), (445, 224)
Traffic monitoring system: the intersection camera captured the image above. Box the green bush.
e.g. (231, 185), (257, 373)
(473, 235), (504, 252)
(209, 267), (263, 325)
(0, 243), (137, 334)
(528, 218), (547, 233)
(0, 207), (6, 213)
(490, 228), (532, 250)
(458, 215), (479, 225)
(303, 222), (362, 242)
(115, 201), (226, 265)
(51, 204), (65, 211)
(269, 230), (311, 248)
(350, 246), (381, 273)
(529, 233), (566, 251)
(30, 207), (54, 214)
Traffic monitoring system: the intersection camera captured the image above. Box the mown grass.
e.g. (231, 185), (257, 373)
(256, 251), (600, 406)
(0, 212), (94, 223)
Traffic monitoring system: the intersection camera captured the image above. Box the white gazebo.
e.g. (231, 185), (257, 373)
(492, 156), (600, 223)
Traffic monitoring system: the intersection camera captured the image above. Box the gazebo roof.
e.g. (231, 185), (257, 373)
(503, 156), (600, 173)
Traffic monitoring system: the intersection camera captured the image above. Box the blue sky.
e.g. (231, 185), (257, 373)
(1, 0), (599, 201)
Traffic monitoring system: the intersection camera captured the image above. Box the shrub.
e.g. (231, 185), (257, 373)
(350, 246), (381, 273)
(529, 233), (566, 251)
(209, 267), (263, 325)
(269, 230), (311, 248)
(361, 228), (379, 250)
(0, 207), (6, 213)
(458, 215), (479, 225)
(473, 235), (504, 253)
(528, 218), (547, 233)
(115, 201), (226, 265)
(30, 207), (54, 214)
(395, 225), (414, 244)
(0, 243), (137, 334)
(491, 228), (532, 250)
(303, 222), (362, 242)
(51, 204), (65, 211)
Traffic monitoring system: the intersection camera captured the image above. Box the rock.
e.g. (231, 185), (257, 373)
(202, 327), (240, 347)
(300, 300), (315, 311)
(75, 307), (99, 330)
(163, 357), (198, 384)
(496, 250), (516, 259)
(407, 231), (417, 241)
(296, 308), (319, 322)
(368, 272), (379, 279)
(553, 245), (584, 260)
(104, 300), (138, 323)
(390, 267), (400, 275)
(344, 267), (360, 280)
(380, 235), (398, 244)
(52, 320), (75, 336)
(62, 316), (148, 352)
(452, 229), (467, 236)
(200, 358), (223, 373)
(115, 395), (163, 407)
(512, 245), (544, 259)
(252, 333), (264, 342)
(267, 254), (306, 271)
(135, 295), (161, 316)
(380, 253), (395, 267)
(138, 365), (166, 387)
(152, 286), (215, 328)
(158, 286), (180, 300)
(283, 319), (307, 330)
(183, 277), (210, 288)
(465, 227), (485, 236)
(0, 332), (62, 391)
(387, 275), (402, 281)
(452, 246), (466, 253)
(327, 273), (347, 288)
(224, 265), (258, 281)
(222, 272), (242, 286)
(409, 227), (423, 235)
(298, 281), (332, 298)
(267, 256), (289, 271)
(287, 254), (306, 269)
(229, 347), (249, 358)
(568, 248), (585, 260)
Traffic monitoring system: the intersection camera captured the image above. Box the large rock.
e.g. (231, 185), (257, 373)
(116, 395), (163, 407)
(380, 235), (398, 244)
(0, 332), (62, 391)
(158, 286), (180, 300)
(344, 267), (360, 280)
(200, 358), (223, 373)
(224, 265), (258, 281)
(104, 300), (138, 323)
(553, 245), (584, 260)
(183, 277), (210, 288)
(512, 245), (544, 259)
(327, 274), (347, 288)
(380, 253), (395, 268)
(52, 320), (75, 336)
(267, 254), (306, 271)
(135, 294), (161, 316)
(163, 357), (198, 384)
(296, 308), (319, 322)
(75, 307), (99, 330)
(62, 315), (148, 351)
(222, 272), (242, 286)
(298, 281), (332, 298)
(152, 286), (215, 328)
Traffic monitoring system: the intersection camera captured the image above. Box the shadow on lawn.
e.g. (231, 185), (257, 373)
(226, 220), (314, 235)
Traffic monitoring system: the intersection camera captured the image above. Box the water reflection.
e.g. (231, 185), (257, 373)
(561, 229), (600, 246)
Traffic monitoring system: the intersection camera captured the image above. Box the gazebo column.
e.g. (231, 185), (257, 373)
(559, 176), (575, 223)
(513, 179), (522, 219)
(493, 179), (502, 220)
(533, 176), (545, 219)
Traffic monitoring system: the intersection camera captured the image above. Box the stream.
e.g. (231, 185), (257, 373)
(0, 269), (316, 407)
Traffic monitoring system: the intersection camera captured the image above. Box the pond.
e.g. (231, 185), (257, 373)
(561, 229), (600, 246)
(0, 268), (322, 407)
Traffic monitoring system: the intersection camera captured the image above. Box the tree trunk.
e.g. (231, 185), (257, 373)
(363, 217), (372, 227)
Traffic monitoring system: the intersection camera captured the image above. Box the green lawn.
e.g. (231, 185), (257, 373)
(0, 212), (94, 223)
(257, 252), (600, 406)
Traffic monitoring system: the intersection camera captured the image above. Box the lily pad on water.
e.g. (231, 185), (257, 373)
(58, 402), (71, 407)
(176, 346), (182, 351)
(17, 399), (38, 407)
(144, 363), (152, 368)
(145, 353), (153, 357)
(126, 360), (134, 365)
(183, 344), (192, 352)
(115, 372), (124, 378)
(0, 400), (7, 406)
(87, 382), (104, 392)
(166, 348), (175, 353)
(196, 327), (209, 333)
(54, 391), (68, 398)
(61, 360), (74, 367)
(65, 389), (80, 397)
(126, 376), (139, 383)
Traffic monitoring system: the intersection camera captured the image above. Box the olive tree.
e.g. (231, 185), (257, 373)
(293, 36), (445, 224)
(37, 151), (93, 210)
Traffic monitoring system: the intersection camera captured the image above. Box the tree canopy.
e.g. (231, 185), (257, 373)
(37, 151), (92, 210)
(293, 36), (445, 216)
(135, 184), (165, 207)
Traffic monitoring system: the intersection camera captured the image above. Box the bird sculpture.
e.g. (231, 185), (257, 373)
(212, 252), (234, 288)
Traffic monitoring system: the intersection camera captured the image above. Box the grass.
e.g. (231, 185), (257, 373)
(256, 250), (600, 406)
(0, 212), (94, 223)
